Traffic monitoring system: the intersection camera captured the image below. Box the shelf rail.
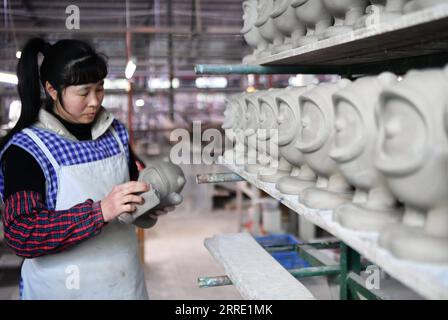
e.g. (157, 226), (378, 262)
(195, 64), (341, 75)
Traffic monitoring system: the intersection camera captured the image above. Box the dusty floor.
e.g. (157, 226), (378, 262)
(143, 209), (243, 300)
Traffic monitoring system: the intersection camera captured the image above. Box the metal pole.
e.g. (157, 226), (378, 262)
(167, 0), (175, 121)
(126, 0), (144, 262)
(198, 265), (341, 288)
(195, 64), (340, 75)
(126, 31), (134, 145)
(288, 265), (341, 279)
(236, 182), (244, 232)
(198, 276), (233, 288)
(339, 242), (361, 300)
(196, 172), (244, 184)
(194, 0), (202, 33)
(125, 0), (133, 144)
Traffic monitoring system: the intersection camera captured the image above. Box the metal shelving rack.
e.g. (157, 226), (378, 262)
(255, 4), (448, 72)
(196, 3), (448, 300)
(217, 160), (448, 300)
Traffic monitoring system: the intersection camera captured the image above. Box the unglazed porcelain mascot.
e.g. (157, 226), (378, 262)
(270, 0), (306, 53)
(291, 0), (333, 47)
(355, 0), (410, 29)
(222, 93), (246, 164)
(242, 0), (269, 63)
(275, 86), (317, 194)
(243, 90), (265, 173)
(404, 0), (448, 13)
(254, 0), (283, 57)
(296, 79), (354, 209)
(329, 73), (403, 231)
(321, 0), (370, 39)
(119, 159), (186, 228)
(256, 88), (293, 183)
(375, 67), (448, 263)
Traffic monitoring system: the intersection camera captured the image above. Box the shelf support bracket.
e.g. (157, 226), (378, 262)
(196, 172), (244, 184)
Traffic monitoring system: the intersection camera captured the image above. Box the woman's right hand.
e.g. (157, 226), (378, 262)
(100, 181), (150, 222)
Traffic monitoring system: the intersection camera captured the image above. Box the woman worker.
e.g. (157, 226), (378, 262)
(0, 38), (169, 299)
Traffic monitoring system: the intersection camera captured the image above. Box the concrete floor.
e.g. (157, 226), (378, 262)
(0, 237), (22, 300)
(143, 209), (243, 300)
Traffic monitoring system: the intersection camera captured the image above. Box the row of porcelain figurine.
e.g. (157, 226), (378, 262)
(222, 66), (448, 264)
(242, 0), (448, 62)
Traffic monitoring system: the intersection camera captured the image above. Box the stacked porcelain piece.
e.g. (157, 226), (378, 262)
(241, 0), (445, 61)
(222, 65), (448, 263)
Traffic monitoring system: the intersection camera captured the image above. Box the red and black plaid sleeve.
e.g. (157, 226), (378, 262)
(2, 190), (105, 258)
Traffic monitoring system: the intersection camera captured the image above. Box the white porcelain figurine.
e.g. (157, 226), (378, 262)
(222, 93), (245, 164)
(254, 0), (284, 57)
(291, 0), (333, 47)
(243, 90), (266, 174)
(329, 73), (403, 232)
(120, 159), (186, 228)
(404, 0), (448, 13)
(270, 0), (306, 53)
(375, 67), (448, 263)
(355, 0), (410, 29)
(275, 86), (318, 194)
(296, 79), (354, 210)
(321, 0), (370, 39)
(256, 88), (293, 183)
(241, 0), (269, 63)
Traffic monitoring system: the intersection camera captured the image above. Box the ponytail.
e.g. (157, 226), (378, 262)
(0, 38), (48, 149)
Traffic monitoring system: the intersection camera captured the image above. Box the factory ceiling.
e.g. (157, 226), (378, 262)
(0, 0), (248, 79)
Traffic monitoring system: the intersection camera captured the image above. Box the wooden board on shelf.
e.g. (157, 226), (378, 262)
(219, 157), (448, 300)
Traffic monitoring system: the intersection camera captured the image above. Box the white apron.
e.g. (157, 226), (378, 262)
(20, 128), (148, 300)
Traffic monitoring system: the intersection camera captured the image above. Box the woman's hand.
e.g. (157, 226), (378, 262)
(100, 181), (150, 222)
(147, 205), (175, 219)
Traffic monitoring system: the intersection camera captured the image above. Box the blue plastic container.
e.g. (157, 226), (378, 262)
(255, 233), (301, 247)
(255, 234), (311, 269)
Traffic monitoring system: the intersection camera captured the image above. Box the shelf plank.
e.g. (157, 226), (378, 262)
(220, 157), (448, 300)
(253, 4), (448, 74)
(204, 232), (315, 300)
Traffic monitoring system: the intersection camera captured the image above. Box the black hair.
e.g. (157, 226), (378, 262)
(0, 37), (108, 149)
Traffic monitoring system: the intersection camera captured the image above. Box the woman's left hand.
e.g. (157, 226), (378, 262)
(147, 205), (175, 219)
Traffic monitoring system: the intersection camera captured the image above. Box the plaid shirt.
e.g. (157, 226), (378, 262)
(2, 190), (105, 258)
(0, 119), (130, 258)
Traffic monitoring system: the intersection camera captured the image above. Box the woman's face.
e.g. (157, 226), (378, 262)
(50, 79), (105, 124)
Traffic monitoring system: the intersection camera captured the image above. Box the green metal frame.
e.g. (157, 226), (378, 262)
(289, 265), (341, 279)
(263, 240), (340, 254)
(339, 242), (361, 300)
